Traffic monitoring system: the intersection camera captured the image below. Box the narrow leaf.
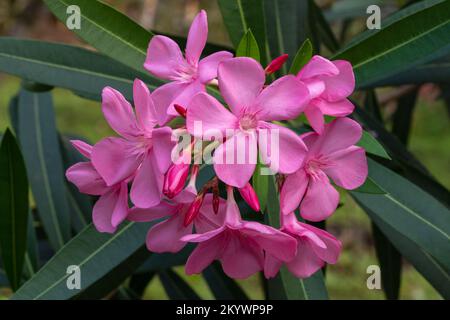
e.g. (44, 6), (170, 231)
(289, 39), (313, 75)
(357, 130), (391, 159)
(159, 269), (200, 300)
(203, 262), (249, 300)
(236, 29), (260, 61)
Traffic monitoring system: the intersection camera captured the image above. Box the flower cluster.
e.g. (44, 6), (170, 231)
(66, 11), (368, 279)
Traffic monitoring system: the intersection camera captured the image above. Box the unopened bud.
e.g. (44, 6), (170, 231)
(265, 54), (289, 75)
(163, 163), (190, 199)
(174, 104), (187, 118)
(184, 193), (205, 226)
(238, 182), (261, 212)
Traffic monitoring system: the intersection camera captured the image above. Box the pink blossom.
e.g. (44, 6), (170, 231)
(91, 79), (175, 209)
(66, 140), (129, 233)
(186, 57), (310, 188)
(145, 10), (233, 125)
(280, 118), (368, 221)
(297, 55), (355, 134)
(265, 212), (341, 279)
(181, 187), (297, 279)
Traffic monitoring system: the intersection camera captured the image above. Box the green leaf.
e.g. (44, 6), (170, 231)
(12, 221), (152, 299)
(335, 0), (450, 88)
(236, 29), (260, 61)
(43, 0), (152, 72)
(361, 204), (450, 299)
(24, 214), (39, 278)
(357, 130), (391, 159)
(203, 261), (249, 300)
(137, 245), (194, 273)
(159, 269), (200, 300)
(0, 129), (29, 291)
(218, 0), (268, 64)
(371, 223), (402, 300)
(311, 0), (339, 52)
(17, 89), (71, 250)
(252, 160), (268, 212)
(0, 38), (163, 102)
(351, 159), (450, 269)
(352, 177), (386, 194)
(265, 176), (328, 299)
(289, 39), (313, 74)
(392, 88), (419, 145)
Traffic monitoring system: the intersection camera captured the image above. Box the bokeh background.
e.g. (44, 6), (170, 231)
(0, 0), (448, 299)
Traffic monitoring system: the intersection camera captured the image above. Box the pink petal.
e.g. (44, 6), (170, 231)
(196, 194), (227, 233)
(300, 177), (339, 222)
(66, 162), (108, 195)
(151, 81), (188, 126)
(322, 60), (355, 102)
(308, 117), (362, 156)
(152, 127), (177, 173)
(324, 146), (368, 190)
(220, 235), (264, 279)
(101, 87), (139, 139)
(258, 123), (307, 174)
(297, 55), (339, 80)
(146, 214), (191, 253)
(70, 140), (92, 159)
(133, 79), (157, 131)
(264, 254), (283, 279)
(300, 222), (342, 264)
(185, 10), (208, 65)
(213, 131), (257, 188)
(144, 35), (183, 79)
(218, 57), (265, 115)
(315, 98), (354, 117)
(91, 137), (143, 186)
(286, 239), (325, 278)
(198, 51), (233, 83)
(280, 169), (308, 214)
(92, 183), (128, 233)
(130, 153), (164, 208)
(304, 104), (325, 134)
(185, 235), (223, 275)
(166, 81), (206, 117)
(256, 75), (309, 121)
(127, 202), (178, 222)
(186, 92), (238, 138)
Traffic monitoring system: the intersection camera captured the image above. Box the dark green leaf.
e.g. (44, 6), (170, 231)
(203, 261), (249, 300)
(357, 130), (391, 159)
(137, 245), (194, 273)
(44, 0), (152, 72)
(392, 88), (419, 145)
(17, 89), (71, 250)
(352, 177), (386, 194)
(252, 160), (268, 212)
(311, 0), (339, 52)
(236, 29), (260, 61)
(289, 39), (313, 75)
(159, 269), (200, 300)
(24, 214), (39, 278)
(0, 38), (162, 102)
(0, 129), (29, 291)
(351, 159), (450, 269)
(12, 221), (153, 299)
(335, 1), (450, 88)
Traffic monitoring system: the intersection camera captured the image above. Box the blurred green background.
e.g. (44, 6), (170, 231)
(0, 0), (448, 299)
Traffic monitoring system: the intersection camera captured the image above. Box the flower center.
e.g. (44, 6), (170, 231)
(171, 60), (198, 83)
(305, 158), (329, 180)
(239, 114), (258, 131)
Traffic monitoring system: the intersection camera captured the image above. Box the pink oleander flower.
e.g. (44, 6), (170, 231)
(91, 79), (175, 209)
(128, 175), (227, 253)
(280, 117), (368, 221)
(66, 140), (129, 233)
(297, 55), (355, 134)
(265, 212), (341, 278)
(145, 10), (233, 125)
(181, 186), (297, 279)
(187, 57), (310, 188)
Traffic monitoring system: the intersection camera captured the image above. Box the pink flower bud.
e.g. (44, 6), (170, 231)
(163, 163), (190, 199)
(265, 54), (289, 75)
(184, 193), (205, 226)
(238, 182), (261, 212)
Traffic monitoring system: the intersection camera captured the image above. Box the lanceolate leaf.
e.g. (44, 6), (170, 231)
(357, 130), (391, 159)
(335, 0), (450, 88)
(44, 0), (152, 72)
(12, 221), (153, 300)
(203, 262), (249, 300)
(289, 39), (313, 75)
(252, 160), (268, 212)
(236, 29), (261, 61)
(265, 177), (328, 300)
(159, 269), (201, 300)
(218, 0), (268, 64)
(17, 89), (71, 250)
(351, 159), (450, 269)
(0, 129), (29, 291)
(352, 177), (386, 195)
(0, 38), (163, 102)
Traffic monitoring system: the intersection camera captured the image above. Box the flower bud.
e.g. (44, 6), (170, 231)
(265, 54), (289, 75)
(184, 193), (205, 226)
(163, 163), (190, 199)
(174, 104), (187, 118)
(238, 182), (261, 212)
